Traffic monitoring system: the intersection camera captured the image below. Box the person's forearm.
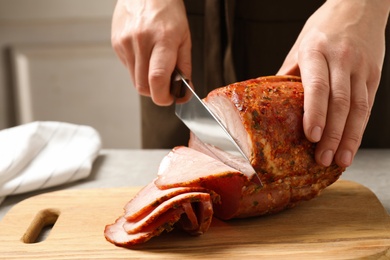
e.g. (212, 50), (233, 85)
(325, 0), (390, 30)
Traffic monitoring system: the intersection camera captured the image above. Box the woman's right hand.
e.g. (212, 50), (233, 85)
(111, 0), (193, 105)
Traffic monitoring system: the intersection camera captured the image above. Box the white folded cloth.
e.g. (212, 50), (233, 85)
(0, 121), (102, 204)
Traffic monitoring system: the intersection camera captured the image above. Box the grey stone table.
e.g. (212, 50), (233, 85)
(1, 148), (389, 221)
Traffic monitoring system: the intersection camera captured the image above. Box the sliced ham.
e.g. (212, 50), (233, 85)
(155, 146), (249, 220)
(104, 209), (184, 247)
(104, 76), (345, 247)
(104, 187), (214, 247)
(122, 192), (211, 234)
(123, 180), (218, 221)
(177, 202), (199, 234)
(156, 146), (250, 185)
(187, 133), (256, 179)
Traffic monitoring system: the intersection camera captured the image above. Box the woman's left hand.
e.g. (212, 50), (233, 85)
(278, 0), (390, 168)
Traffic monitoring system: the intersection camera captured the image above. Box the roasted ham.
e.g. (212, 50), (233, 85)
(104, 76), (345, 247)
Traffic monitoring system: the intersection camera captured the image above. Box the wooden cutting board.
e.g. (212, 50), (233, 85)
(0, 180), (389, 259)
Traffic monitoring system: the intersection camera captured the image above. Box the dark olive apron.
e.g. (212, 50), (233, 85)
(141, 0), (390, 149)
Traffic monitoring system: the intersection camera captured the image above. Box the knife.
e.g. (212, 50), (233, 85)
(171, 69), (262, 186)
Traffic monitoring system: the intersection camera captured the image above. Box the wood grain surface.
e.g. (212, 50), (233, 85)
(0, 180), (389, 259)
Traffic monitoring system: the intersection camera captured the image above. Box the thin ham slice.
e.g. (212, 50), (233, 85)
(176, 202), (199, 234)
(123, 192), (210, 234)
(156, 146), (251, 186)
(177, 199), (214, 235)
(104, 209), (184, 247)
(104, 190), (213, 247)
(123, 180), (217, 221)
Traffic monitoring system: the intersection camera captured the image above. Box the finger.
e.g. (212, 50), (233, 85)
(175, 36), (193, 104)
(334, 76), (369, 167)
(366, 66), (381, 109)
(112, 39), (127, 66)
(119, 40), (136, 86)
(315, 68), (351, 167)
(299, 49), (330, 144)
(133, 34), (153, 97)
(112, 32), (136, 84)
(277, 63), (301, 77)
(149, 41), (178, 106)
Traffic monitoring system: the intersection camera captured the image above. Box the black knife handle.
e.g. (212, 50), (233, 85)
(170, 69), (188, 99)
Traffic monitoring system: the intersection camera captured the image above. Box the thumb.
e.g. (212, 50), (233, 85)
(277, 61), (301, 77)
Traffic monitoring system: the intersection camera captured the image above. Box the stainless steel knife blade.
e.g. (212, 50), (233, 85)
(171, 69), (262, 185)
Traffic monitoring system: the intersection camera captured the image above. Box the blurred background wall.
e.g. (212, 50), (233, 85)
(0, 0), (141, 148)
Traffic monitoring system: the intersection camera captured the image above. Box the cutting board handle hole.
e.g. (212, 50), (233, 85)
(21, 208), (60, 244)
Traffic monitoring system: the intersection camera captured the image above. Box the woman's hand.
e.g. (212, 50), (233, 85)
(111, 0), (192, 105)
(278, 0), (390, 167)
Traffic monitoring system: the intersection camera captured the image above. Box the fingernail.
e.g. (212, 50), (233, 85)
(340, 150), (352, 167)
(321, 150), (334, 167)
(310, 126), (322, 142)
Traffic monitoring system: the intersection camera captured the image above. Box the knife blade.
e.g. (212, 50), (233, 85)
(171, 69), (262, 185)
